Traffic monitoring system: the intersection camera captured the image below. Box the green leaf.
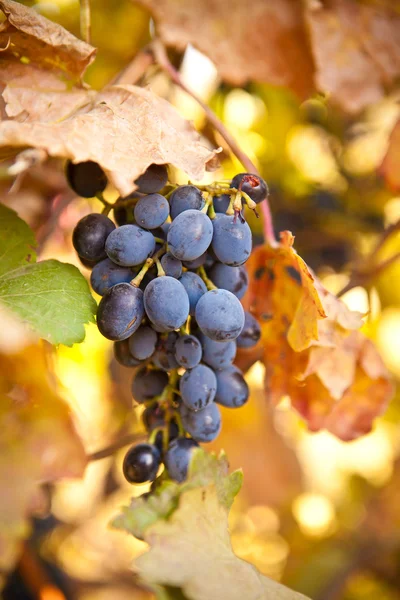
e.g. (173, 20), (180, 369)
(0, 204), (96, 345)
(113, 450), (308, 600)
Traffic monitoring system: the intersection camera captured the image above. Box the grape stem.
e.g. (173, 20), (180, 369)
(130, 244), (166, 287)
(151, 39), (277, 247)
(197, 265), (217, 291)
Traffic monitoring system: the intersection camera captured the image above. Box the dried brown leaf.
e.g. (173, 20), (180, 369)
(0, 62), (92, 123)
(137, 0), (315, 98)
(0, 84), (217, 196)
(0, 0), (96, 78)
(305, 0), (400, 113)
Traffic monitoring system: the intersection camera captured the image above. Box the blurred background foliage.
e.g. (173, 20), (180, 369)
(2, 1), (400, 599)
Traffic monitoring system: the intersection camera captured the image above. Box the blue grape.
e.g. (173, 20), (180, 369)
(164, 437), (199, 482)
(152, 332), (179, 371)
(90, 258), (133, 296)
(198, 333), (236, 369)
(168, 210), (213, 261)
(66, 161), (107, 198)
(180, 402), (221, 443)
(161, 253), (182, 278)
(153, 221), (170, 241)
(213, 194), (230, 213)
(113, 192), (142, 226)
(182, 252), (207, 270)
(215, 365), (249, 408)
(128, 325), (158, 360)
(195, 289), (245, 341)
(134, 193), (169, 229)
(169, 185), (203, 219)
(174, 335), (202, 368)
(73, 213), (115, 261)
(113, 339), (142, 367)
(97, 282), (144, 340)
(135, 164), (168, 194)
(179, 364), (216, 411)
(123, 443), (161, 483)
(105, 224), (155, 266)
(230, 173), (268, 204)
(131, 368), (168, 403)
(211, 215), (252, 266)
(144, 276), (189, 330)
(237, 311), (261, 348)
(178, 272), (207, 316)
(209, 263), (248, 299)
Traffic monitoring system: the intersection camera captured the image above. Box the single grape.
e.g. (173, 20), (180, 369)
(161, 253), (182, 278)
(215, 365), (249, 408)
(175, 335), (202, 368)
(209, 263), (248, 300)
(135, 164), (168, 194)
(211, 214), (252, 266)
(144, 276), (189, 330)
(66, 161), (107, 198)
(164, 437), (199, 482)
(123, 443), (161, 484)
(182, 252), (207, 270)
(198, 333), (236, 369)
(178, 272), (207, 316)
(230, 173), (268, 204)
(195, 289), (245, 341)
(169, 185), (203, 219)
(97, 282), (144, 340)
(168, 210), (213, 261)
(128, 325), (158, 361)
(213, 194), (230, 213)
(180, 402), (221, 443)
(134, 193), (170, 229)
(72, 213), (115, 261)
(105, 224), (155, 267)
(90, 258), (133, 296)
(204, 253), (215, 269)
(113, 339), (142, 367)
(237, 311), (261, 348)
(131, 368), (169, 403)
(152, 332), (179, 371)
(179, 364), (217, 411)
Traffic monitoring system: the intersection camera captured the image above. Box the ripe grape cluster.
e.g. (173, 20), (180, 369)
(70, 161), (265, 485)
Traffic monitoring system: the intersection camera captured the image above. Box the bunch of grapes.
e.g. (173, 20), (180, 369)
(70, 161), (266, 485)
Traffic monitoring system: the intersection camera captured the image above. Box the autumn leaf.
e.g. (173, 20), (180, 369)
(114, 450), (309, 600)
(0, 84), (217, 196)
(380, 119), (400, 192)
(305, 0), (400, 113)
(0, 0), (96, 78)
(242, 233), (393, 441)
(135, 0), (314, 98)
(0, 344), (87, 572)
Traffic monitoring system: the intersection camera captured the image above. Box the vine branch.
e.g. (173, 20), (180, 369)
(338, 219), (400, 297)
(150, 39), (277, 246)
(79, 0), (91, 44)
(88, 432), (145, 462)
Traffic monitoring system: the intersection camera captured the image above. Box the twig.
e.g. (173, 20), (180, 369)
(79, 0), (91, 44)
(111, 46), (155, 86)
(151, 39), (277, 246)
(338, 220), (400, 297)
(88, 432), (145, 461)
